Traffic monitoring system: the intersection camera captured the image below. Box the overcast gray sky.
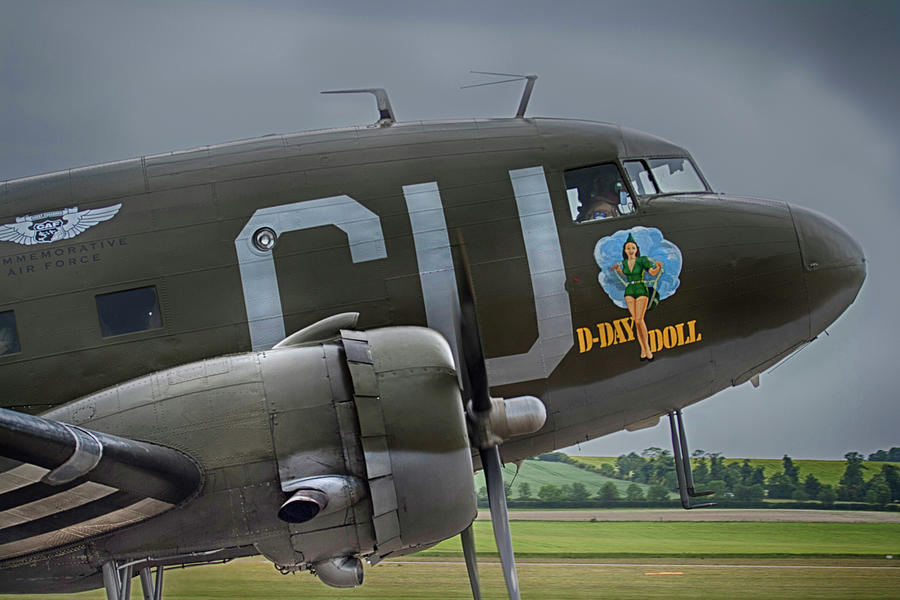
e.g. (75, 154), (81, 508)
(1, 0), (897, 459)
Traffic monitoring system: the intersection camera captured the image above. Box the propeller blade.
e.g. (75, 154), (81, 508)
(460, 522), (482, 600)
(453, 231), (520, 598)
(454, 232), (491, 413)
(482, 445), (521, 600)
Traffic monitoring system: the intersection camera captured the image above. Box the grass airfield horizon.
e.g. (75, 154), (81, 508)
(2, 513), (897, 599)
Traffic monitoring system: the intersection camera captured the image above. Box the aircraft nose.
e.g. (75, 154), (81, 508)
(791, 205), (866, 336)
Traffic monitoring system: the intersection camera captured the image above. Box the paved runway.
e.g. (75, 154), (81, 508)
(474, 508), (900, 523)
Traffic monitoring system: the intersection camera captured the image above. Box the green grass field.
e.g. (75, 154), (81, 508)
(473, 459), (657, 498)
(573, 456), (618, 470)
(7, 558), (900, 600)
(573, 456), (900, 487)
(5, 556), (896, 600)
(4, 520), (897, 599)
(423, 521), (900, 557)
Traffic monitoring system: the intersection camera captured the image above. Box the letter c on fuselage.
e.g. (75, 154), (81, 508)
(235, 196), (387, 350)
(235, 167), (573, 385)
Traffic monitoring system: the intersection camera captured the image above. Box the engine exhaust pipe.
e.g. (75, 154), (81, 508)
(277, 475), (365, 523)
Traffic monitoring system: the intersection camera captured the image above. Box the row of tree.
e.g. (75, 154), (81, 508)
(508, 448), (900, 506)
(868, 447), (900, 462)
(831, 452), (900, 504)
(476, 480), (671, 504)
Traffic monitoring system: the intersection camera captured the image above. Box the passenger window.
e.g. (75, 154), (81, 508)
(96, 287), (163, 337)
(624, 160), (658, 195)
(0, 311), (21, 356)
(564, 163), (635, 223)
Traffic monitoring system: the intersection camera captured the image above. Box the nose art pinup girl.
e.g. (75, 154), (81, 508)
(611, 233), (663, 360)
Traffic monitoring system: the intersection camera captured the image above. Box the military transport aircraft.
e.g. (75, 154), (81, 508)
(0, 83), (864, 600)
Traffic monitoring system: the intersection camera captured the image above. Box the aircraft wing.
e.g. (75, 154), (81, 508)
(0, 408), (201, 561)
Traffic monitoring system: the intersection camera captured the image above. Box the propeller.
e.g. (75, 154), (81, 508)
(454, 235), (522, 600)
(460, 523), (481, 600)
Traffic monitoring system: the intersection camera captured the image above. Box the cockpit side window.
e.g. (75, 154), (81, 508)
(564, 163), (636, 223)
(0, 310), (21, 356)
(624, 160), (658, 195)
(624, 157), (707, 195)
(647, 158), (706, 193)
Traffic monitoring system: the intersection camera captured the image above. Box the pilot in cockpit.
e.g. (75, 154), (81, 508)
(576, 172), (620, 222)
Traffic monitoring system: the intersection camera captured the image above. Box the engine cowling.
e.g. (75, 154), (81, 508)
(259, 325), (477, 584)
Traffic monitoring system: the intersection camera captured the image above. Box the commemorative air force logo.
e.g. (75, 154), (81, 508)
(0, 204), (122, 246)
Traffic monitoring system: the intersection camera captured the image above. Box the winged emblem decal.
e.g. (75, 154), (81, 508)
(0, 204), (122, 246)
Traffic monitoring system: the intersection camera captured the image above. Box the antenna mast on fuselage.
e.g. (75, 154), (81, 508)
(321, 88), (396, 127)
(462, 71), (538, 118)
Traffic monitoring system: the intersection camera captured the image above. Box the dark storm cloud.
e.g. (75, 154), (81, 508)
(0, 0), (896, 458)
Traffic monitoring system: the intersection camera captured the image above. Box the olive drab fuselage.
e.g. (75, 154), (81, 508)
(0, 117), (864, 455)
(0, 116), (865, 592)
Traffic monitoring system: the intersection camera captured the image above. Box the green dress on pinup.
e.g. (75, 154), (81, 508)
(621, 256), (656, 298)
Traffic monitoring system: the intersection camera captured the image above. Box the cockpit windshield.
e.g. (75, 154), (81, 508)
(623, 158), (707, 195)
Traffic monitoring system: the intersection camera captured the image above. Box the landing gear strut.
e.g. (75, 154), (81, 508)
(139, 566), (164, 600)
(667, 409), (716, 509)
(102, 561), (163, 600)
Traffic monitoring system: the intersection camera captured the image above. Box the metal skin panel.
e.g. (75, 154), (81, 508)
(0, 482), (117, 529)
(354, 397), (387, 437)
(323, 345), (375, 559)
(363, 327), (476, 558)
(262, 346), (344, 484)
(0, 497), (172, 561)
(359, 437), (392, 480)
(261, 342), (376, 566)
(372, 511), (401, 548)
(790, 204), (867, 337)
(368, 477), (399, 515)
(0, 465), (49, 495)
(340, 330), (401, 553)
